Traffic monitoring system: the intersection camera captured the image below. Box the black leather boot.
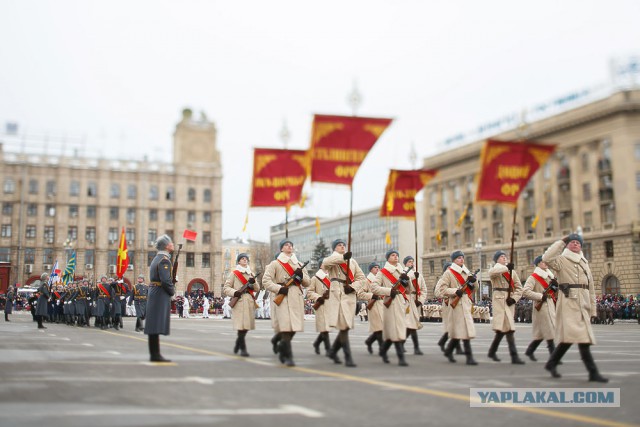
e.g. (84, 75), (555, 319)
(394, 342), (408, 366)
(506, 332), (525, 364)
(282, 335), (295, 367)
(547, 340), (561, 364)
(234, 332), (241, 354)
(341, 332), (357, 367)
(525, 339), (542, 361)
(463, 340), (477, 365)
(322, 332), (331, 356)
(487, 332), (504, 361)
(444, 339), (458, 363)
(271, 333), (281, 354)
(239, 331), (249, 357)
(149, 334), (171, 362)
(313, 333), (323, 355)
(410, 329), (423, 355)
(579, 344), (608, 383)
(328, 336), (342, 364)
(437, 332), (448, 353)
(365, 333), (376, 354)
(545, 342), (571, 378)
(380, 340), (392, 363)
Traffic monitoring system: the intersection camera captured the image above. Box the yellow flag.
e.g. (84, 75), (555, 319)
(242, 214), (248, 232)
(315, 217), (321, 235)
(436, 229), (442, 244)
(456, 204), (468, 228)
(531, 214), (539, 229)
(385, 231), (392, 245)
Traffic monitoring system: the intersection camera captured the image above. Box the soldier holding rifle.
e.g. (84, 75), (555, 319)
(223, 252), (260, 357)
(322, 238), (365, 368)
(402, 256), (427, 355)
(487, 250), (525, 364)
(262, 239), (310, 367)
(435, 251), (478, 365)
(543, 233), (608, 382)
(360, 262), (385, 355)
(306, 258), (332, 357)
(522, 255), (559, 361)
(144, 234), (175, 363)
(371, 249), (411, 367)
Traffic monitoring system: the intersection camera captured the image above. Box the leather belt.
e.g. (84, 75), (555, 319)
(493, 287), (511, 292)
(331, 278), (347, 284)
(135, 297), (147, 300)
(559, 284), (589, 289)
(150, 281), (162, 287)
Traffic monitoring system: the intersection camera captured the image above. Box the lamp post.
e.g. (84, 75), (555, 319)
(474, 238), (483, 301)
(63, 238), (74, 264)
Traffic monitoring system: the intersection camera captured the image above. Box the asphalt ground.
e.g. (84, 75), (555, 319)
(0, 312), (638, 427)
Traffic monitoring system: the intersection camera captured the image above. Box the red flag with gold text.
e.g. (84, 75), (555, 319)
(380, 169), (438, 219)
(475, 139), (556, 205)
(250, 148), (308, 207)
(309, 114), (393, 185)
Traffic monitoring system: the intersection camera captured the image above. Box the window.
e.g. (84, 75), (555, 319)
(127, 184), (137, 200)
(165, 210), (174, 221)
(635, 142), (640, 160)
(545, 217), (553, 232)
(202, 253), (210, 268)
(28, 179), (38, 194)
(481, 228), (488, 243)
(584, 211), (593, 228)
(582, 183), (591, 201)
(526, 249), (534, 265)
(2, 203), (13, 216)
(44, 226), (55, 244)
(492, 222), (503, 239)
(149, 209), (158, 221)
(186, 252), (195, 267)
(26, 225), (36, 239)
(108, 250), (117, 265)
(46, 180), (56, 196)
(1, 224), (11, 237)
(126, 228), (135, 242)
(604, 241), (614, 259)
(166, 187), (175, 201)
(581, 152), (590, 172)
(108, 227), (118, 243)
(466, 255), (473, 269)
(69, 204), (79, 218)
(27, 203), (37, 216)
(109, 207), (119, 220)
(45, 204), (55, 217)
(165, 230), (173, 241)
(441, 188), (448, 205)
(453, 184), (460, 201)
(429, 260), (434, 274)
(559, 211), (572, 230)
(85, 250), (95, 265)
(429, 215), (436, 229)
(87, 205), (96, 218)
(86, 227), (96, 243)
(3, 178), (15, 193)
(110, 183), (120, 198)
(127, 208), (135, 224)
(543, 162), (551, 180)
(43, 248), (54, 265)
(203, 231), (211, 244)
(204, 189), (212, 203)
(70, 180), (80, 196)
(67, 226), (78, 240)
(187, 211), (196, 223)
(637, 172), (640, 191)
(87, 182), (97, 197)
(148, 229), (157, 244)
(481, 255), (487, 269)
(24, 248), (35, 264)
(188, 188), (196, 201)
(601, 203), (615, 224)
(203, 212), (211, 223)
(583, 242), (592, 261)
(147, 251), (157, 266)
(0, 248), (10, 262)
(149, 185), (159, 200)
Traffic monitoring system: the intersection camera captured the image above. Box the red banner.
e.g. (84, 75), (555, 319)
(250, 148), (308, 207)
(309, 114), (392, 185)
(476, 139), (556, 205)
(183, 229), (198, 241)
(380, 169), (438, 219)
(116, 227), (129, 278)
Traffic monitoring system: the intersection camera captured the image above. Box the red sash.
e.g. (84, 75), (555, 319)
(54, 292), (61, 299)
(532, 273), (556, 303)
(380, 268), (408, 301)
(277, 259), (296, 276)
(339, 263), (355, 282)
(411, 278), (421, 297)
(97, 283), (110, 297)
(502, 271), (515, 290)
(449, 268), (473, 298)
(321, 277), (331, 289)
(233, 270), (255, 297)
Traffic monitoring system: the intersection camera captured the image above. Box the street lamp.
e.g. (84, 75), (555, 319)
(63, 238), (74, 264)
(474, 238), (483, 301)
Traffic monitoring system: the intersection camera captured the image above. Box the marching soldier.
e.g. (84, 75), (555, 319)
(487, 250), (525, 364)
(360, 262), (385, 355)
(435, 251), (478, 365)
(35, 273), (50, 329)
(543, 234), (608, 382)
(522, 256), (559, 361)
(111, 279), (128, 330)
(322, 239), (365, 368)
(223, 253), (260, 357)
(436, 261), (464, 355)
(402, 256), (427, 355)
(262, 239), (310, 367)
(129, 274), (148, 332)
(371, 249), (410, 367)
(75, 280), (90, 327)
(306, 258), (332, 356)
(96, 276), (112, 330)
(144, 234), (175, 362)
(4, 285), (14, 321)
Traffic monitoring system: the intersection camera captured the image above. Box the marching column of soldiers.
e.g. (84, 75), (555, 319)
(19, 232), (610, 382)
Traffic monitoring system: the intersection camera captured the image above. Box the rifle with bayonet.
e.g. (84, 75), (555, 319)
(230, 272), (261, 308)
(171, 243), (183, 285)
(450, 269), (480, 309)
(534, 278), (559, 311)
(383, 266), (414, 308)
(274, 260), (310, 306)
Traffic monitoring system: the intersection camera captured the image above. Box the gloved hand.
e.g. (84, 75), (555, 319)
(415, 300), (422, 307)
(371, 295), (379, 301)
(278, 286), (288, 295)
(506, 297), (516, 306)
(234, 290), (242, 298)
(414, 272), (419, 279)
(389, 289), (398, 298)
(455, 289), (464, 298)
(467, 282), (475, 292)
(467, 275), (477, 283)
(549, 279), (559, 293)
(562, 235), (571, 244)
(316, 296), (325, 305)
(344, 284), (355, 294)
(294, 268), (303, 277)
(541, 293), (548, 302)
(248, 277), (256, 284)
(343, 251), (352, 261)
(506, 263), (515, 271)
(399, 273), (410, 286)
(293, 274), (303, 283)
(174, 275), (179, 283)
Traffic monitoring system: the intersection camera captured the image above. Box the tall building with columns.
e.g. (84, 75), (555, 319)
(0, 109), (223, 296)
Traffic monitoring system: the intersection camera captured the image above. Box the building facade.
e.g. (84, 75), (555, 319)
(217, 237), (270, 295)
(0, 109), (224, 295)
(420, 89), (640, 297)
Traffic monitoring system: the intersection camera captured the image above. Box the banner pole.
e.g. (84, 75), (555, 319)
(508, 203), (518, 299)
(347, 184), (353, 252)
(285, 206), (289, 238)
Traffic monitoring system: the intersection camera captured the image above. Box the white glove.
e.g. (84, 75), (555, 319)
(87, 297), (91, 301)
(174, 275), (179, 282)
(120, 296), (125, 300)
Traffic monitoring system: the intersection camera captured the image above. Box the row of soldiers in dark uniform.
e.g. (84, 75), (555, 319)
(29, 273), (149, 332)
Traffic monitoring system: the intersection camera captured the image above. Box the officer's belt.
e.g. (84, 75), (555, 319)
(493, 287), (511, 292)
(135, 296), (147, 300)
(331, 278), (347, 284)
(150, 281), (162, 287)
(559, 284), (589, 290)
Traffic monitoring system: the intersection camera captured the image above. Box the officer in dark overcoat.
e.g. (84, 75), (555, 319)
(35, 273), (50, 329)
(129, 274), (148, 332)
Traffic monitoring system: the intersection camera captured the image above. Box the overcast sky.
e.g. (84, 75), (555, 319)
(1, 0), (639, 242)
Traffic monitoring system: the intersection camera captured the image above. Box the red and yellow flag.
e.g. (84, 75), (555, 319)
(476, 139), (556, 205)
(309, 114), (393, 185)
(380, 169), (438, 219)
(250, 148), (309, 207)
(116, 227), (129, 278)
